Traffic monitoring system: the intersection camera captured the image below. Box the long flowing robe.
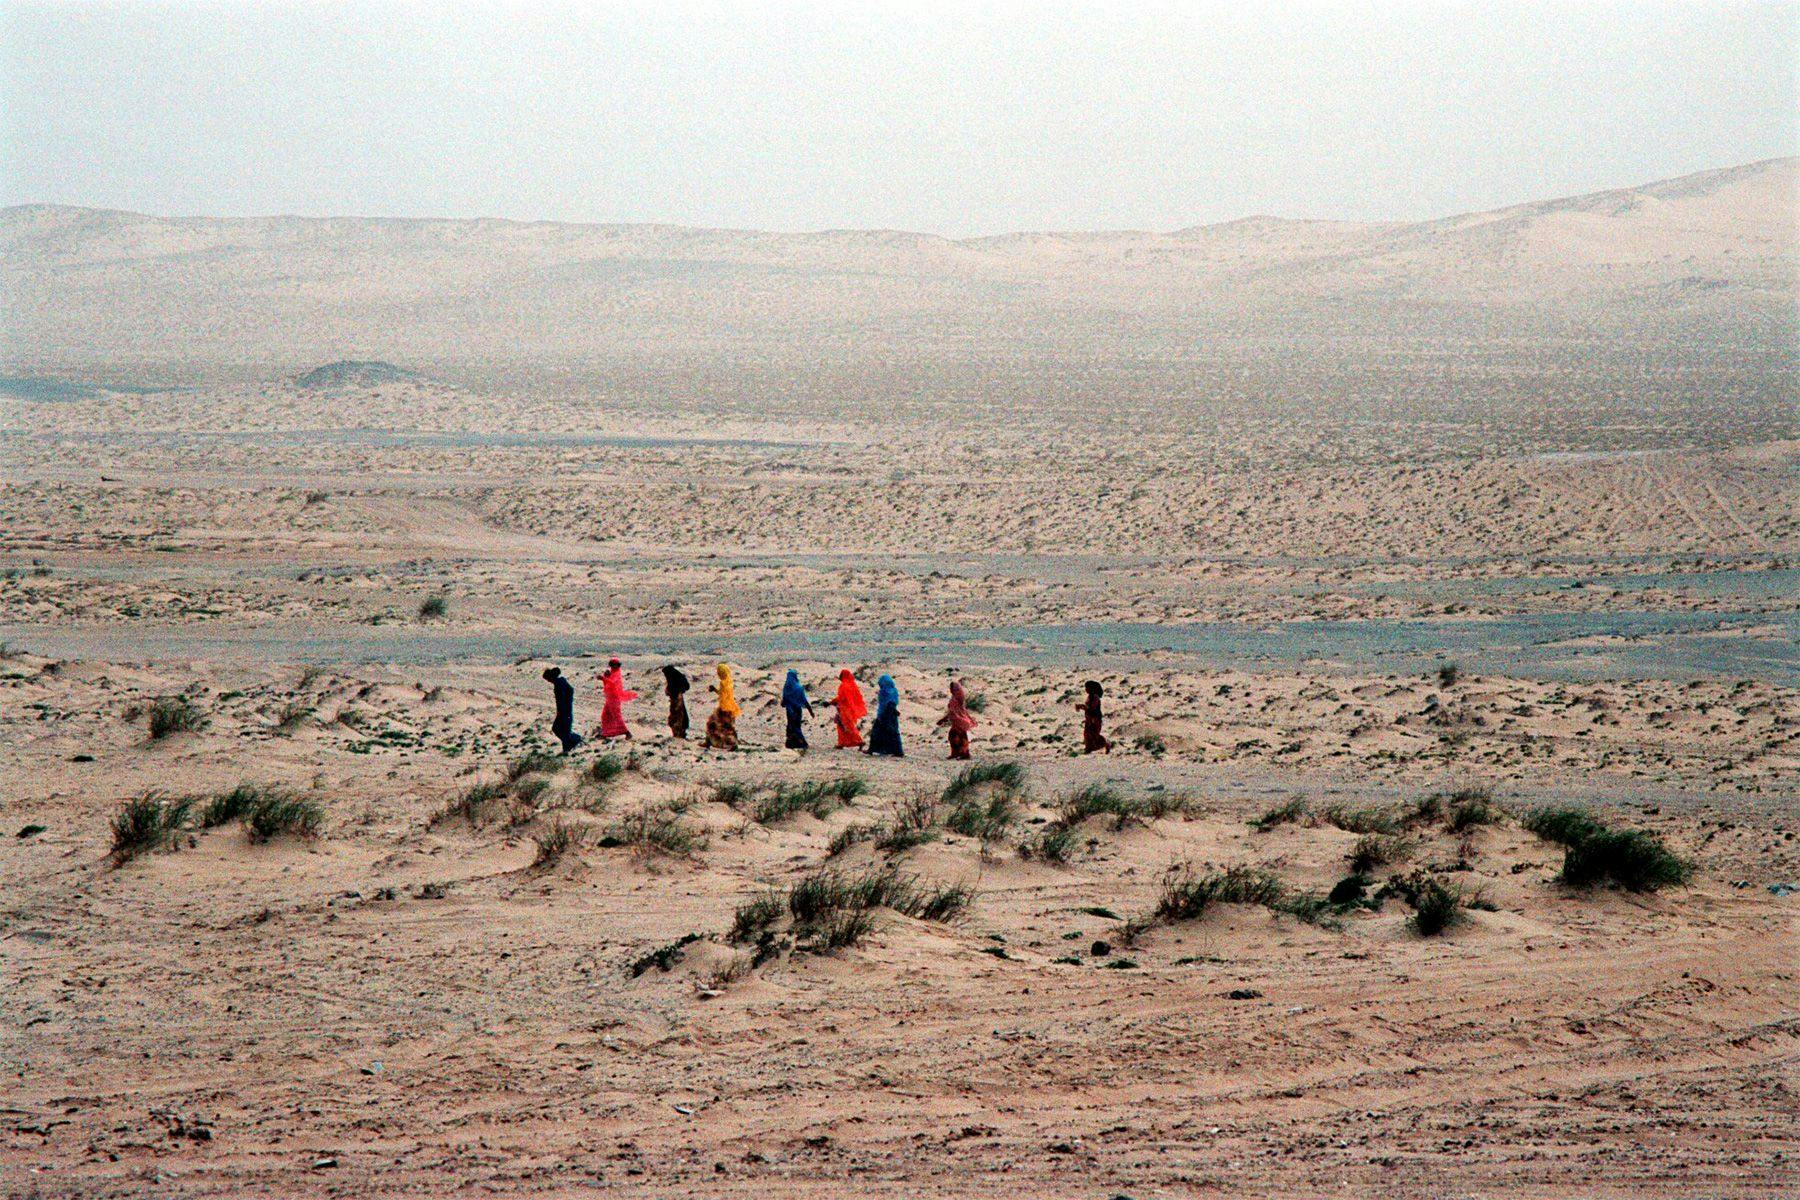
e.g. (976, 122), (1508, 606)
(663, 665), (690, 739)
(1079, 681), (1111, 753)
(831, 669), (867, 748)
(549, 673), (582, 753)
(781, 669), (812, 750)
(600, 665), (637, 739)
(866, 675), (903, 757)
(939, 680), (975, 760)
(705, 663), (740, 750)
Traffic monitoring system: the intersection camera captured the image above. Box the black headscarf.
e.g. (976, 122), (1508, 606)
(663, 665), (690, 696)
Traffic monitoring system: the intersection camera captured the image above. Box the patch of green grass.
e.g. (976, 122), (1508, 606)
(506, 751), (563, 783)
(1250, 797), (1307, 830)
(1024, 823), (1080, 864)
(1314, 803), (1398, 835)
(944, 791), (1020, 848)
(1078, 905), (1120, 920)
(606, 803), (708, 859)
(628, 931), (703, 977)
(711, 780), (756, 808)
(1155, 862), (1333, 927)
(728, 891), (785, 945)
(1057, 783), (1141, 829)
(1522, 806), (1606, 847)
(245, 792), (325, 843)
(1444, 789), (1502, 831)
(827, 823), (881, 857)
(754, 779), (851, 823)
(201, 783), (269, 829)
(1562, 829), (1693, 891)
(1327, 873), (1371, 906)
(588, 753), (626, 785)
(439, 780), (511, 827)
(109, 792), (193, 863)
(1409, 876), (1466, 936)
(940, 760), (1026, 805)
(148, 696), (208, 739)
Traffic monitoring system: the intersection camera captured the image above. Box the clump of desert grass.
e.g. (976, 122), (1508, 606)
(944, 790), (1020, 857)
(1312, 802), (1399, 835)
(532, 818), (587, 869)
(588, 752), (627, 785)
(747, 777), (868, 824)
(1250, 796), (1307, 830)
(1348, 832), (1415, 874)
(605, 802), (708, 860)
(417, 594), (449, 620)
(244, 791), (325, 843)
(939, 760), (1026, 806)
(506, 750), (564, 783)
(147, 695), (208, 740)
(1522, 806), (1692, 891)
(1152, 862), (1337, 928)
(1408, 876), (1468, 936)
(109, 792), (195, 864)
(273, 701), (312, 735)
(727, 866), (974, 956)
(873, 787), (942, 853)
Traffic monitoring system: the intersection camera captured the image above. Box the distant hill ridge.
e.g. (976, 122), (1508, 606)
(292, 361), (418, 390)
(1, 157), (1791, 386)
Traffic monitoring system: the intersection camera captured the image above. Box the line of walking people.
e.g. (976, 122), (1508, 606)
(541, 661), (1113, 760)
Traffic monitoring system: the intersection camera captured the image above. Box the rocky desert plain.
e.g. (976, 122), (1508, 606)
(1, 158), (1797, 1197)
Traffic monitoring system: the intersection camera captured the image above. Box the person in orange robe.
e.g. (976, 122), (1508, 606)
(598, 658), (637, 740)
(824, 669), (868, 748)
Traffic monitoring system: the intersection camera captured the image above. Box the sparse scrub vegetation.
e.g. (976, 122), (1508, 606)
(1154, 862), (1336, 928)
(827, 822), (881, 857)
(1562, 828), (1693, 891)
(1250, 797), (1307, 830)
(273, 701), (312, 734)
(506, 751), (563, 783)
(109, 792), (194, 863)
(1348, 833), (1414, 873)
(532, 819), (585, 868)
(940, 761), (1026, 805)
(588, 753), (626, 785)
(1445, 789), (1501, 830)
(439, 780), (512, 827)
(244, 791), (325, 842)
(944, 790), (1020, 853)
(148, 695), (208, 739)
(417, 594), (449, 620)
(1521, 806), (1690, 891)
(1314, 802), (1398, 835)
(1408, 876), (1467, 936)
(606, 803), (707, 859)
(1022, 822), (1080, 864)
(201, 783), (267, 828)
(731, 866), (974, 957)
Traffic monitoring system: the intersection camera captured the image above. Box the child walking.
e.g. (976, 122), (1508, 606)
(937, 680), (976, 760)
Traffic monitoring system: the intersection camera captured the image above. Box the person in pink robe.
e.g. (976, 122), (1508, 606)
(599, 658), (637, 740)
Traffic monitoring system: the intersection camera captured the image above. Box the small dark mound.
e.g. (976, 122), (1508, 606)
(292, 360), (417, 390)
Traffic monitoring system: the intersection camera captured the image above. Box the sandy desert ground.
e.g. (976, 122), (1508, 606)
(3, 160), (1797, 1198)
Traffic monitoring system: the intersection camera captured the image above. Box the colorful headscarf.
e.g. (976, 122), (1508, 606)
(945, 680), (976, 733)
(715, 663), (740, 718)
(876, 675), (899, 716)
(834, 669), (867, 723)
(781, 668), (811, 713)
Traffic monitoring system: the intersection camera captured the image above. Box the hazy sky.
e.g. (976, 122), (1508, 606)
(2, 1), (1794, 235)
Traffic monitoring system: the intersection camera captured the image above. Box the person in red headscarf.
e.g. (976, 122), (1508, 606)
(823, 669), (868, 749)
(935, 679), (976, 760)
(598, 658), (637, 740)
